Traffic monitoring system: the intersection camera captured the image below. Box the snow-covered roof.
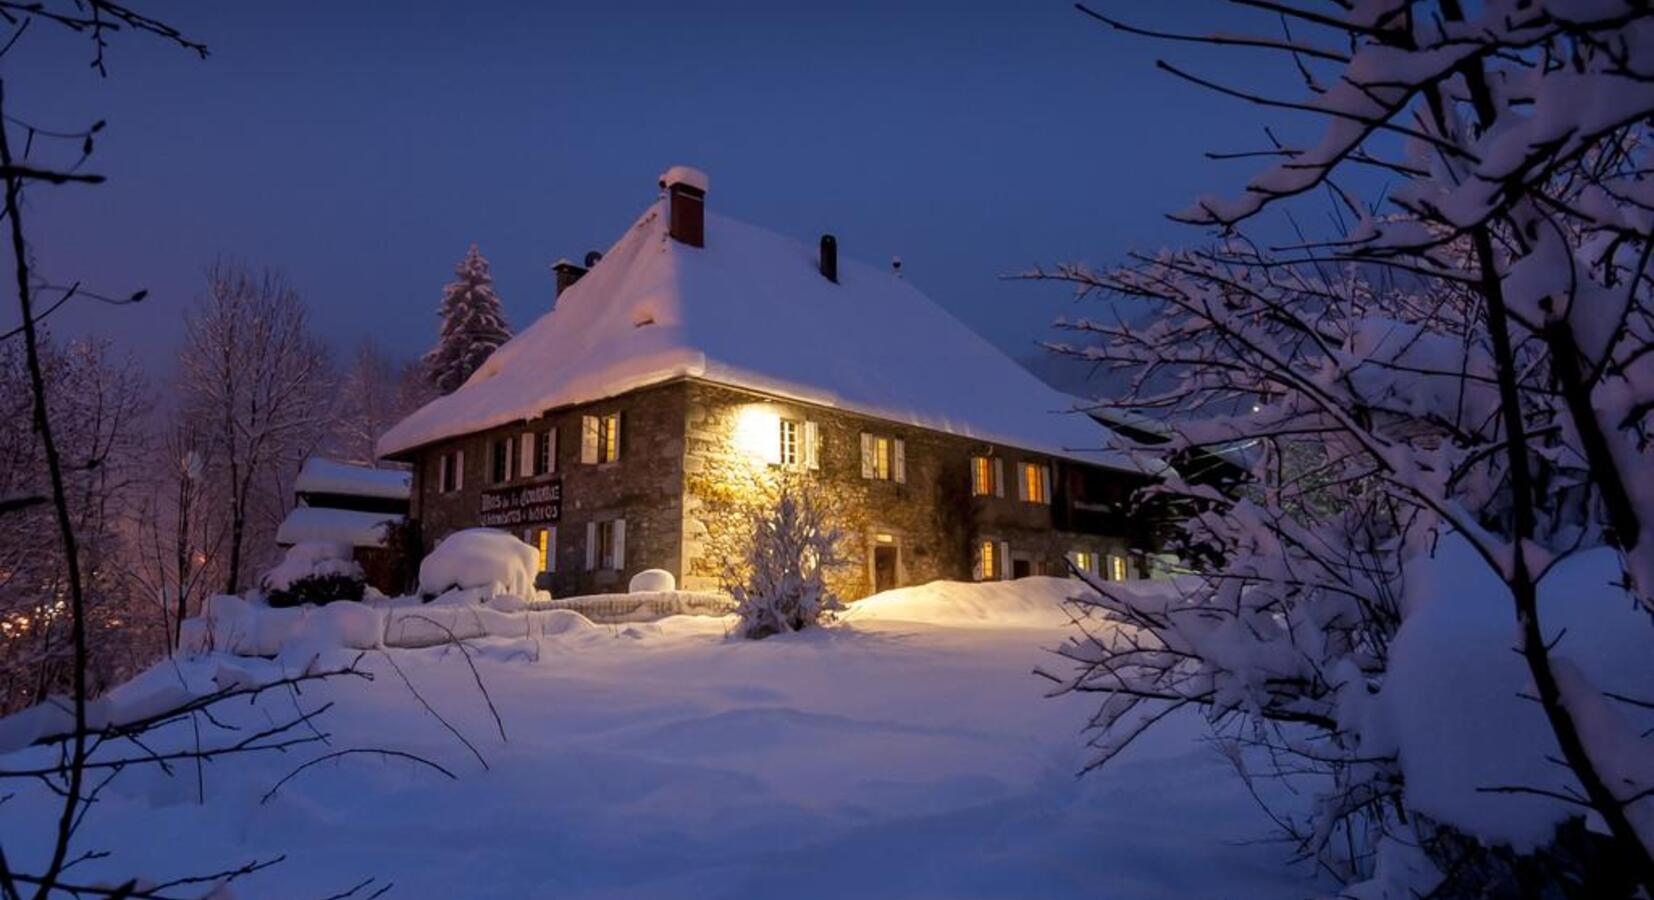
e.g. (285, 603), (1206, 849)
(294, 458), (412, 501)
(378, 191), (1148, 472)
(276, 507), (403, 548)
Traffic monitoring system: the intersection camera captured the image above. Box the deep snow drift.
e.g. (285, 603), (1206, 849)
(0, 577), (1315, 899)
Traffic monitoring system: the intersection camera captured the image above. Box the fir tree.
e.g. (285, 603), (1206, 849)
(425, 243), (512, 394)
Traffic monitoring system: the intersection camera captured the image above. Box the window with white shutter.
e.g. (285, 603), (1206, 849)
(581, 416), (599, 464)
(893, 439), (906, 483)
(438, 453), (453, 494)
(998, 541), (1011, 580)
(612, 519), (626, 570)
(802, 420), (820, 470)
(860, 432), (896, 480)
(601, 412), (620, 462)
(584, 521), (597, 570)
(860, 433), (875, 478)
(992, 457), (1004, 497)
(778, 418), (799, 466)
(454, 449), (464, 491)
(519, 433), (535, 479)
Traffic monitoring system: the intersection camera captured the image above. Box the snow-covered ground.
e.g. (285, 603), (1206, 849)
(1, 578), (1318, 899)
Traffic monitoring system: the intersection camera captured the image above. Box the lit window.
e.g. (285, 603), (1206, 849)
(1072, 551), (1094, 575)
(582, 413), (621, 464)
(779, 419), (799, 466)
(978, 540), (996, 581)
(861, 433), (905, 482)
(1108, 554), (1127, 581)
(1019, 462), (1049, 504)
(587, 519), (626, 571)
(971, 456), (994, 496)
(527, 526), (555, 573)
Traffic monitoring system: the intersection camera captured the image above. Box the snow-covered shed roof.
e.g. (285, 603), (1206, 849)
(294, 458), (412, 501)
(276, 507), (402, 549)
(378, 183), (1148, 472)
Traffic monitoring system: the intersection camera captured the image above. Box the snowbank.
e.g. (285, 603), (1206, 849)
(531, 590), (733, 624)
(841, 576), (1094, 629)
(418, 528), (539, 600)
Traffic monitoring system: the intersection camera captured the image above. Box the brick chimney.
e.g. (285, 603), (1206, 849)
(551, 258), (586, 298)
(658, 165), (708, 248)
(819, 234), (837, 283)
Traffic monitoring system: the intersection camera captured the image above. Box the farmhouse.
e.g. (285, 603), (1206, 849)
(377, 167), (1157, 599)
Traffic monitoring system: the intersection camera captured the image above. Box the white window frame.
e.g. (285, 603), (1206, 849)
(859, 433), (905, 482)
(586, 519), (626, 571)
(779, 418), (799, 467)
(582, 413), (621, 465)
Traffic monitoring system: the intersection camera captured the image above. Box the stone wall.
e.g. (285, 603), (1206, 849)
(408, 381), (689, 597)
(404, 376), (1151, 601)
(679, 381), (1146, 600)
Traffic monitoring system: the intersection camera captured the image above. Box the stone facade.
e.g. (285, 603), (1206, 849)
(402, 377), (1152, 601)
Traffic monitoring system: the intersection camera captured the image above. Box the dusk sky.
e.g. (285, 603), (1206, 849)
(9, 2), (1311, 376)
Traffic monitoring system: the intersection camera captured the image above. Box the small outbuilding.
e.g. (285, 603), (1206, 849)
(277, 458), (414, 594)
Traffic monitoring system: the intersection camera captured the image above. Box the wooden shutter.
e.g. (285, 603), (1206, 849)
(613, 519), (626, 570)
(581, 416), (599, 464)
(546, 525), (558, 573)
(438, 453), (450, 494)
(455, 449), (465, 491)
(803, 420), (820, 470)
(1042, 465), (1053, 504)
(520, 433), (535, 477)
(998, 541), (1011, 580)
(893, 439), (906, 484)
(1015, 463), (1027, 501)
(992, 458), (1004, 497)
(860, 433), (875, 478)
(548, 427), (559, 473)
(585, 521), (597, 570)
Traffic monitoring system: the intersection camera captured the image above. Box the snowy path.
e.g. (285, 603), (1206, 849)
(2, 584), (1318, 898)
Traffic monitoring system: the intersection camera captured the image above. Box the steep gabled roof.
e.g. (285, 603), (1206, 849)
(378, 195), (1147, 472)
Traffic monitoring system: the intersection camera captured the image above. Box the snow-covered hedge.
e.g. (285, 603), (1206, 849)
(418, 528), (539, 600)
(261, 541), (365, 608)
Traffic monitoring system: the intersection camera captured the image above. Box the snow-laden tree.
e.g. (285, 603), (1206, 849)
(329, 337), (434, 465)
(425, 243), (511, 395)
(728, 477), (846, 640)
(181, 260), (332, 595)
(1037, 3), (1654, 893)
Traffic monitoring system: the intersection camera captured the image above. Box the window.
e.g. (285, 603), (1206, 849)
(779, 419), (799, 466)
(581, 413), (620, 464)
(437, 449), (464, 493)
(860, 433), (905, 482)
(1108, 554), (1127, 582)
(971, 455), (1004, 497)
(491, 436), (517, 484)
(1070, 550), (1099, 576)
(586, 519), (626, 571)
(532, 428), (557, 477)
(525, 526), (556, 573)
(1018, 461), (1050, 504)
(976, 539), (1009, 581)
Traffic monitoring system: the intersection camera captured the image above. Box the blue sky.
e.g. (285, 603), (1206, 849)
(5, 2), (1327, 376)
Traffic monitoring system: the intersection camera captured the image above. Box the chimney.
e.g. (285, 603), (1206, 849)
(584, 250), (603, 268)
(658, 165), (708, 248)
(551, 258), (586, 298)
(819, 234), (838, 283)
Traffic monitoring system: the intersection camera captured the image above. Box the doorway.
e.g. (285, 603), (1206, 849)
(873, 544), (899, 593)
(1012, 557), (1032, 580)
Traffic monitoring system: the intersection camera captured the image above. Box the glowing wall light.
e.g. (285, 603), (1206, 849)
(733, 404), (782, 466)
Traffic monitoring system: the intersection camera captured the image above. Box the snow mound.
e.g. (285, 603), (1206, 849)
(628, 568), (675, 593)
(276, 506), (401, 548)
(261, 541), (362, 592)
(418, 528), (540, 600)
(841, 577), (1092, 629)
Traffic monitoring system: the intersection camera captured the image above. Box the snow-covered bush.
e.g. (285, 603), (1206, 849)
(629, 569), (675, 594)
(1041, 3), (1654, 894)
(728, 479), (845, 640)
(418, 528), (539, 601)
(260, 541), (365, 608)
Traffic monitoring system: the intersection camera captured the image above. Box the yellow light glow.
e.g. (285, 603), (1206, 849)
(733, 405), (782, 464)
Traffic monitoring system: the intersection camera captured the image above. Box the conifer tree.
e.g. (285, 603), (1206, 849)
(425, 243), (511, 394)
